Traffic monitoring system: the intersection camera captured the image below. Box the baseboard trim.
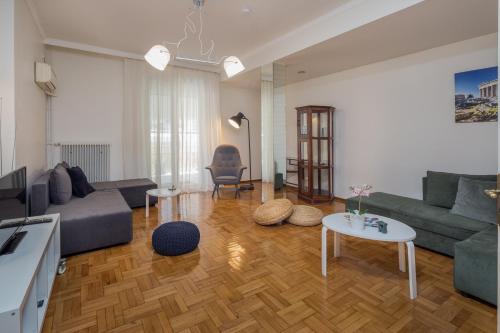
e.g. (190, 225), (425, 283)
(334, 197), (346, 204)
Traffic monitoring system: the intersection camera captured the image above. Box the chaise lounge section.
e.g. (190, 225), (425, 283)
(92, 178), (158, 208)
(31, 172), (157, 257)
(346, 171), (497, 305)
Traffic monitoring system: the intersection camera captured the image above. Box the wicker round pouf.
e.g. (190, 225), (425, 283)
(152, 221), (200, 256)
(287, 205), (323, 226)
(253, 199), (294, 226)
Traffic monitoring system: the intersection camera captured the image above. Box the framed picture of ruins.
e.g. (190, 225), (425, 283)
(454, 66), (498, 123)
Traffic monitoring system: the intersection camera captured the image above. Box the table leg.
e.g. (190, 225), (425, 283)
(322, 226), (328, 277)
(398, 242), (406, 272)
(333, 232), (341, 257)
(145, 194), (150, 218)
(406, 241), (417, 299)
(176, 195), (180, 217)
(158, 197), (163, 223)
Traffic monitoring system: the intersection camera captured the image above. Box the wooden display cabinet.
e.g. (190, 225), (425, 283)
(296, 105), (335, 203)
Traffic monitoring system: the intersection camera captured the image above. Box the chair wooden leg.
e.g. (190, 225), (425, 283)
(235, 185), (239, 199)
(216, 184), (220, 198)
(212, 184), (217, 198)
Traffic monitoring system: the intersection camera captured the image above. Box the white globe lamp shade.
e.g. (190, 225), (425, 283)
(145, 45), (170, 71)
(224, 56), (245, 78)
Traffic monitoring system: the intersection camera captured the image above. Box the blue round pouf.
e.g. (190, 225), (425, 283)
(152, 221), (200, 256)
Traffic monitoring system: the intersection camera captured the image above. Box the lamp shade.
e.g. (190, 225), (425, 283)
(224, 56), (245, 78)
(145, 45), (170, 71)
(228, 112), (245, 129)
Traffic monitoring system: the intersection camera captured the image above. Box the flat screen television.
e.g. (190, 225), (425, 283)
(0, 166), (27, 223)
(0, 167), (27, 253)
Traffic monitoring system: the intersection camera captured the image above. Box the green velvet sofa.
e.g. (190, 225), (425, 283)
(346, 171), (497, 305)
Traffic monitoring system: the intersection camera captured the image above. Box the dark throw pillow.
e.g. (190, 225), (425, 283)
(49, 164), (72, 204)
(450, 177), (497, 224)
(67, 166), (95, 198)
(425, 171), (496, 208)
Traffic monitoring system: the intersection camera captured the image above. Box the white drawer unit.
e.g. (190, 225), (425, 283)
(0, 214), (61, 333)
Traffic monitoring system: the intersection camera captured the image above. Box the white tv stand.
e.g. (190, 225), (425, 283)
(0, 214), (60, 333)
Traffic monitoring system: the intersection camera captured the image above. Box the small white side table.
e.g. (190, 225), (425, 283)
(321, 213), (418, 299)
(146, 189), (181, 222)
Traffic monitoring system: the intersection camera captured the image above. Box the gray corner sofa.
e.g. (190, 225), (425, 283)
(31, 172), (157, 257)
(346, 171), (497, 305)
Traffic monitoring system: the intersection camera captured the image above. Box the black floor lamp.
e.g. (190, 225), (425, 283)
(228, 112), (254, 190)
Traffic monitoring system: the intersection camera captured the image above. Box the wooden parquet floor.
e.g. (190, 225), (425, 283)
(42, 184), (497, 333)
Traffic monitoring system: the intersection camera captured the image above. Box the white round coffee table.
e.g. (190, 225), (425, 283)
(321, 213), (417, 299)
(145, 188), (181, 222)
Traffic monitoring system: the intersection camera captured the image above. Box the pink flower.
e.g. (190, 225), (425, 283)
(350, 184), (372, 197)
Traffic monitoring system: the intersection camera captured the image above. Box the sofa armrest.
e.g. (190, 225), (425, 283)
(422, 177), (428, 201)
(31, 171), (51, 216)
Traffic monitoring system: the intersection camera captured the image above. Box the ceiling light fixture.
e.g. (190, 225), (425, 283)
(144, 45), (171, 71)
(144, 0), (245, 77)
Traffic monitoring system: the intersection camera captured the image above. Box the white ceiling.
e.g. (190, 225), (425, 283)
(280, 0), (498, 84)
(31, 0), (351, 61)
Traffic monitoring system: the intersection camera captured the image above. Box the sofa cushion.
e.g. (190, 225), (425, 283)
(31, 171), (51, 216)
(46, 189), (132, 256)
(394, 199), (489, 240)
(92, 178), (157, 208)
(49, 164), (72, 204)
(454, 225), (497, 305)
(450, 177), (497, 224)
(67, 166), (95, 198)
(425, 171), (496, 209)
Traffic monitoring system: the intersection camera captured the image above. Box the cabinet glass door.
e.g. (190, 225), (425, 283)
(299, 112), (308, 137)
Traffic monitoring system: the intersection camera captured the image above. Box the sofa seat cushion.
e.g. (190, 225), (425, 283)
(46, 189), (132, 256)
(394, 199), (489, 241)
(348, 192), (489, 241)
(454, 225), (497, 305)
(92, 178), (157, 208)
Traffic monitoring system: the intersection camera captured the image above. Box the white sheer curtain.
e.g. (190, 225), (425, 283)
(261, 79), (274, 182)
(123, 59), (221, 192)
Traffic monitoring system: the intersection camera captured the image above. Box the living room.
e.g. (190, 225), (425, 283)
(0, 0), (499, 332)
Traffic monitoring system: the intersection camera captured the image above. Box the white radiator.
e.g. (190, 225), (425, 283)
(60, 144), (110, 182)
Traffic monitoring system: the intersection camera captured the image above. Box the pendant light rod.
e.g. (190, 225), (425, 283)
(193, 0), (204, 8)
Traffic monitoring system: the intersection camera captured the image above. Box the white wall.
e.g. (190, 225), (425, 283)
(286, 34), (498, 199)
(220, 83), (262, 181)
(14, 0), (47, 185)
(47, 48), (262, 182)
(47, 48), (124, 180)
(0, 0), (16, 177)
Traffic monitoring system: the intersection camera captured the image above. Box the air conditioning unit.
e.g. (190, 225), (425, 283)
(35, 62), (56, 96)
